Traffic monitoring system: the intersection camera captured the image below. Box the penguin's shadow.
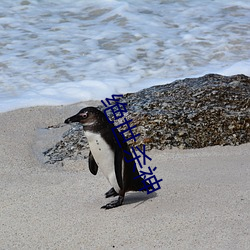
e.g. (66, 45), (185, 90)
(122, 191), (157, 208)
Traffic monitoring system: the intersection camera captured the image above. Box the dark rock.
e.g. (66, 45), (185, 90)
(43, 74), (250, 163)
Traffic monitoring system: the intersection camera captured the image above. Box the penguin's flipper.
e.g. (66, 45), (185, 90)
(114, 146), (124, 190)
(88, 151), (98, 175)
(101, 196), (124, 209)
(105, 187), (118, 198)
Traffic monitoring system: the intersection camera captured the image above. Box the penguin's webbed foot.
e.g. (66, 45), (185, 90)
(105, 187), (118, 198)
(101, 196), (124, 209)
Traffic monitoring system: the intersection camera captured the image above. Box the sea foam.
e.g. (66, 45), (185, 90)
(0, 0), (249, 112)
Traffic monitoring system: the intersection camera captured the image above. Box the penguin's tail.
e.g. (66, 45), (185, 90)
(131, 177), (152, 192)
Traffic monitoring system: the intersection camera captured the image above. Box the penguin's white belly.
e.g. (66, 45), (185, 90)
(85, 131), (120, 193)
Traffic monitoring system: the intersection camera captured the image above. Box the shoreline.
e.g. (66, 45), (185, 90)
(0, 103), (249, 249)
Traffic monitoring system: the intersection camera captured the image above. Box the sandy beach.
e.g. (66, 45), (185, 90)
(0, 102), (249, 249)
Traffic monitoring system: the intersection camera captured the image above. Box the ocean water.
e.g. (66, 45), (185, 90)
(0, 0), (250, 112)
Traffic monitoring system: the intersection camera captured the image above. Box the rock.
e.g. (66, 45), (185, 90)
(43, 74), (250, 164)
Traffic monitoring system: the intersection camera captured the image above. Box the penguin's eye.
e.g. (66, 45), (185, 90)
(79, 112), (88, 119)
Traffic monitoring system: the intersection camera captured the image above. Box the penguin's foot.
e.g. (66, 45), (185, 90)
(105, 187), (118, 198)
(101, 196), (124, 209)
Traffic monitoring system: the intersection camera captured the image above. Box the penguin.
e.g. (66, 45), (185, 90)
(64, 107), (150, 209)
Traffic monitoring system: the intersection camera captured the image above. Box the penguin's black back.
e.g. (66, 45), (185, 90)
(110, 125), (148, 192)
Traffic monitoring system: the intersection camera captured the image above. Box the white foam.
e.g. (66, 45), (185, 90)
(218, 60), (250, 76)
(0, 0), (250, 112)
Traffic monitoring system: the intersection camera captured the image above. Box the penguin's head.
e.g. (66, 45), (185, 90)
(65, 107), (108, 130)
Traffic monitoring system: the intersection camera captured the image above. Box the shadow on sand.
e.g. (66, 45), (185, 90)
(122, 191), (157, 208)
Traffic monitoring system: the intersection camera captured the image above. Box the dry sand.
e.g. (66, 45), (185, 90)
(0, 102), (249, 250)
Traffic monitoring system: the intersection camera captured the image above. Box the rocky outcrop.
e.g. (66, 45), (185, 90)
(44, 74), (250, 163)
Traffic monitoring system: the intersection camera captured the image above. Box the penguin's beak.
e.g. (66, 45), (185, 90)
(64, 114), (81, 124)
